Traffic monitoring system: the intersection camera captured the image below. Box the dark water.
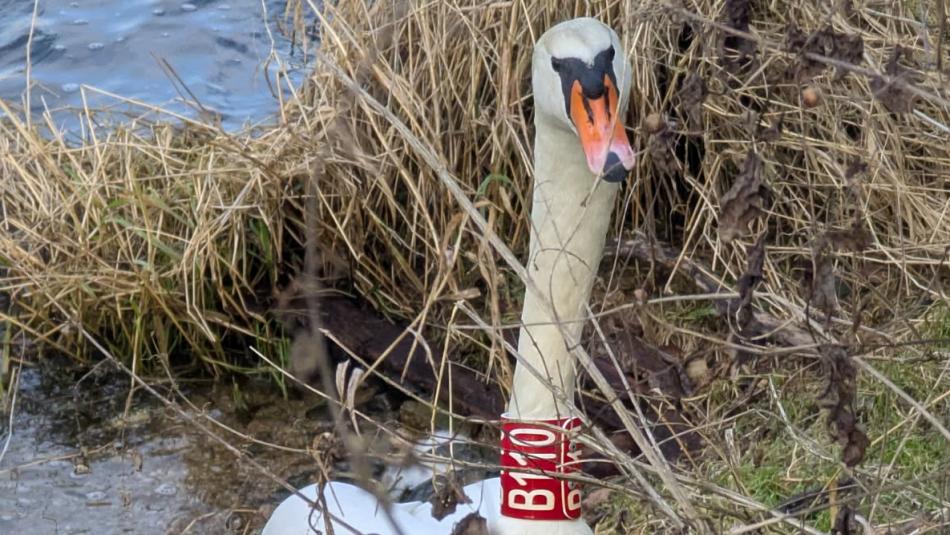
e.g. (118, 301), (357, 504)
(0, 363), (492, 534)
(0, 0), (310, 133)
(0, 365), (322, 534)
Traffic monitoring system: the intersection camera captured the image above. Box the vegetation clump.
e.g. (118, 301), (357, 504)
(2, 0), (948, 531)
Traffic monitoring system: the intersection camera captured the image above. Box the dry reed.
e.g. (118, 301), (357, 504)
(2, 0), (949, 532)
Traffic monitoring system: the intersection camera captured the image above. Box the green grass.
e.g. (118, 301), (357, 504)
(587, 355), (948, 532)
(715, 359), (946, 530)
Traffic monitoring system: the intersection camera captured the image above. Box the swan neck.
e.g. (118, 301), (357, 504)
(506, 120), (619, 420)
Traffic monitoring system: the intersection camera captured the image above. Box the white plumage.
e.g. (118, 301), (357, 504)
(264, 17), (634, 535)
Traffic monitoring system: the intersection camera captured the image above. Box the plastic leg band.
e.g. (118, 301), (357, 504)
(500, 415), (582, 521)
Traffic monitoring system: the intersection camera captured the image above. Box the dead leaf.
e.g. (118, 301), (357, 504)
(450, 513), (488, 535)
(810, 246), (837, 316)
(720, 0), (757, 74)
(430, 472), (472, 521)
(785, 24), (863, 81)
(758, 113), (785, 141)
(823, 27), (863, 79)
(824, 221), (871, 252)
(844, 160), (866, 181)
(647, 127), (679, 177)
(870, 47), (917, 113)
(832, 506), (857, 535)
(819, 346), (868, 467)
(785, 23), (825, 80)
(735, 233), (767, 328)
(718, 151), (768, 243)
(678, 73), (707, 126)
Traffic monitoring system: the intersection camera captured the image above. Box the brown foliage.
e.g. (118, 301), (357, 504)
(450, 513), (488, 535)
(735, 233), (766, 329)
(809, 245), (838, 317)
(677, 73), (707, 127)
(870, 46), (917, 113)
(646, 123), (679, 177)
(785, 23), (864, 81)
(819, 346), (869, 467)
(429, 472), (472, 521)
(720, 0), (757, 75)
(824, 221), (871, 253)
(718, 151), (768, 243)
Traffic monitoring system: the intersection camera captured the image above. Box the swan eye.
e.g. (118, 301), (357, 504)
(606, 46), (615, 61)
(551, 57), (564, 72)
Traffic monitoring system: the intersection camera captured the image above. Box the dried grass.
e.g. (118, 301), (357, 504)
(2, 0), (949, 532)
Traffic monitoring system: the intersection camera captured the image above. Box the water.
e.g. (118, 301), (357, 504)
(0, 0), (310, 134)
(0, 365), (323, 534)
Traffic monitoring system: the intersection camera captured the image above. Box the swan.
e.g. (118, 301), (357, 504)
(263, 17), (635, 535)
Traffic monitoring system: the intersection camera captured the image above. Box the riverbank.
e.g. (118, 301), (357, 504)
(2, 0), (949, 533)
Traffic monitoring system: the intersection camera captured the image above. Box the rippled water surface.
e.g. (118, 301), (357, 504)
(0, 365), (323, 534)
(0, 0), (308, 132)
(0, 363), (492, 534)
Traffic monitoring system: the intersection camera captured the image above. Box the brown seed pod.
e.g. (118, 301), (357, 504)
(643, 112), (665, 134)
(802, 86), (821, 108)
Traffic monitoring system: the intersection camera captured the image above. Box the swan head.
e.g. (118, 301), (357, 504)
(532, 18), (635, 183)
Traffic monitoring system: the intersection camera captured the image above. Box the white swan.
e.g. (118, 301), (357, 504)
(263, 17), (635, 535)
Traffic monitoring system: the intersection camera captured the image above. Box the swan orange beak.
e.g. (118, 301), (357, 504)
(569, 77), (635, 183)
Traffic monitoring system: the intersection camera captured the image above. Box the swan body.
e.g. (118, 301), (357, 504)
(264, 478), (599, 535)
(263, 17), (634, 535)
(264, 479), (499, 535)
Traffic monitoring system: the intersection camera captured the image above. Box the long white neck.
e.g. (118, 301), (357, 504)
(506, 117), (619, 420)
